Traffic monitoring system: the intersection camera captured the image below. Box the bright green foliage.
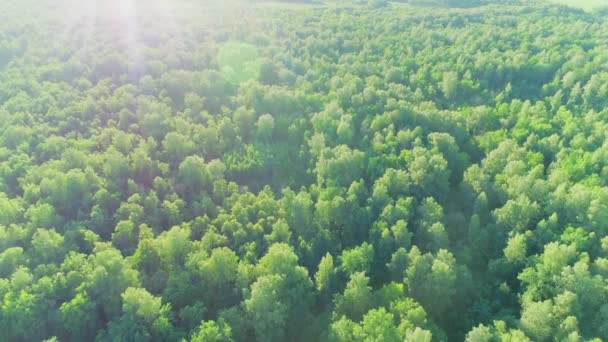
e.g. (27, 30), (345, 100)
(329, 308), (401, 342)
(315, 253), (337, 303)
(466, 321), (531, 341)
(190, 318), (233, 342)
(333, 272), (374, 321)
(246, 244), (314, 341)
(339, 242), (375, 275)
(0, 0), (608, 341)
(245, 274), (289, 341)
(105, 287), (174, 342)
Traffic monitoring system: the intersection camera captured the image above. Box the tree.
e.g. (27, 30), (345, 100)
(504, 232), (528, 264)
(404, 327), (433, 342)
(519, 292), (580, 342)
(163, 132), (194, 166)
(333, 272), (373, 321)
(405, 247), (465, 321)
(233, 106), (255, 142)
(442, 71), (458, 101)
(24, 202), (61, 230)
(358, 308), (400, 341)
(259, 59), (280, 85)
(177, 155), (210, 199)
(256, 114), (275, 142)
(315, 253), (337, 303)
(40, 168), (98, 219)
(315, 145), (365, 188)
(60, 293), (99, 341)
(112, 220), (138, 255)
(0, 247), (23, 277)
(81, 248), (140, 320)
(245, 274), (288, 342)
(190, 319), (233, 342)
(329, 308), (401, 342)
(106, 287), (174, 342)
(404, 148), (450, 200)
(246, 244), (314, 341)
(31, 228), (64, 264)
(339, 242), (375, 276)
(415, 198), (448, 252)
(187, 247), (240, 315)
(466, 321), (532, 341)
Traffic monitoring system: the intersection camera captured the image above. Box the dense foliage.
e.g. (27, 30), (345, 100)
(2, 0), (608, 341)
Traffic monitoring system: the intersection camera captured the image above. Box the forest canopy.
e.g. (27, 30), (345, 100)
(1, 0), (608, 341)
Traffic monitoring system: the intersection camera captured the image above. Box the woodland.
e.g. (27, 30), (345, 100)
(1, 0), (608, 341)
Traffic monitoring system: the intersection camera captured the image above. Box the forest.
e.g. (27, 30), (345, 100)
(1, 0), (608, 340)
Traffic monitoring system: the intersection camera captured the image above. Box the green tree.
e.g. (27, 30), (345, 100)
(190, 319), (233, 342)
(333, 272), (373, 321)
(106, 287), (174, 342)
